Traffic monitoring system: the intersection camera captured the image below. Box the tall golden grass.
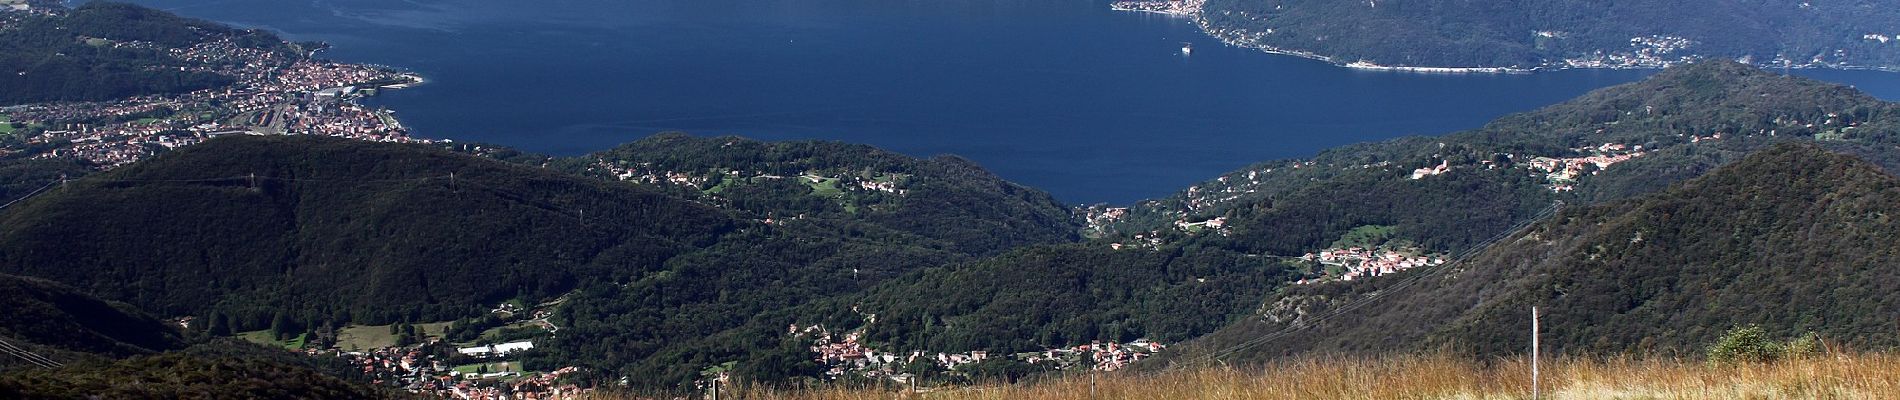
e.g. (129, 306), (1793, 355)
(615, 353), (1900, 400)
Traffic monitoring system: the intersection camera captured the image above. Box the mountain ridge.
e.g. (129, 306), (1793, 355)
(1158, 142), (1900, 366)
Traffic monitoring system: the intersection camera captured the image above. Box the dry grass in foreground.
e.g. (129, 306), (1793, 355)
(633, 353), (1900, 400)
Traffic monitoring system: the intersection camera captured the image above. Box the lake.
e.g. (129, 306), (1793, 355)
(124, 0), (1900, 204)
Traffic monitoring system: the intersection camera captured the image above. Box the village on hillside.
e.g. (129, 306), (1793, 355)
(218, 298), (582, 400)
(796, 323), (1167, 384)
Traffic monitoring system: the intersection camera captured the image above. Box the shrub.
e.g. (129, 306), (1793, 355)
(1784, 332), (1823, 359)
(1707, 325), (1784, 365)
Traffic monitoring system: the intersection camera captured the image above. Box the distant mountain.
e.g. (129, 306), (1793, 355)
(1162, 143), (1900, 365)
(1197, 0), (1900, 70)
(0, 272), (184, 370)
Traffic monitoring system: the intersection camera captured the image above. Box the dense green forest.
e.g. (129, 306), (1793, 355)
(0, 270), (393, 398)
(0, 135), (737, 330)
(1161, 143), (1900, 366)
(837, 244), (1299, 354)
(1200, 0), (1900, 69)
(0, 272), (184, 371)
(0, 2), (298, 105)
(567, 133), (1081, 256)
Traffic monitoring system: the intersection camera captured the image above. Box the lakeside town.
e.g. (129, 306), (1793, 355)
(1108, 0), (1891, 72)
(0, 5), (431, 169)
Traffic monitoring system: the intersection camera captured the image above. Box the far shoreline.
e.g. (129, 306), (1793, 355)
(1112, 1), (1900, 76)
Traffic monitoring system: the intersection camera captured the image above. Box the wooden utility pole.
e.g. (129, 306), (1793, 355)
(1531, 306), (1541, 400)
(1090, 369), (1097, 400)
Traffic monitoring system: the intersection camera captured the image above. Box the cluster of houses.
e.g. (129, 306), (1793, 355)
(0, 0), (55, 14)
(315, 339), (582, 399)
(1298, 247), (1447, 283)
(452, 366), (583, 400)
(1174, 216), (1228, 234)
(1410, 160), (1451, 179)
(1021, 340), (1166, 371)
(800, 326), (957, 380)
(1523, 142), (1645, 191)
(797, 323), (1168, 382)
(1558, 35), (1699, 69)
(1109, 232), (1167, 250)
(590, 159), (914, 201)
(1109, 0), (1203, 16)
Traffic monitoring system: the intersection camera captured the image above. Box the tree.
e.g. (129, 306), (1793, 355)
(270, 312), (291, 341)
(206, 312), (231, 336)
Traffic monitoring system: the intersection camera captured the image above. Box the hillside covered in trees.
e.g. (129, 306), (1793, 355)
(0, 135), (737, 331)
(0, 272), (184, 371)
(569, 133), (1080, 256)
(1198, 0), (1900, 69)
(1163, 143), (1900, 366)
(0, 132), (1084, 387)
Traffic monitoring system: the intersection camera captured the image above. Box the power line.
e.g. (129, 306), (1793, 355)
(0, 337), (63, 369)
(0, 180), (59, 211)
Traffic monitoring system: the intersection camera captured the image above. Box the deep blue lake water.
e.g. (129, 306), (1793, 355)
(125, 0), (1900, 204)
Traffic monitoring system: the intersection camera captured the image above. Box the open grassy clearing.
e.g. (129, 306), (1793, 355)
(802, 175), (844, 197)
(235, 330), (306, 350)
(333, 321), (455, 351)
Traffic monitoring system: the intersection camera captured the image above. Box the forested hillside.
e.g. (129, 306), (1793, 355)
(0, 273), (184, 371)
(837, 244), (1298, 354)
(1164, 143), (1900, 365)
(0, 135), (737, 331)
(0, 271), (391, 398)
(570, 133), (1080, 255)
(0, 133), (1081, 388)
(1198, 0), (1900, 69)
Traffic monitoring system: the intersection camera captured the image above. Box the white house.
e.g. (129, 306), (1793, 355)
(457, 340), (535, 358)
